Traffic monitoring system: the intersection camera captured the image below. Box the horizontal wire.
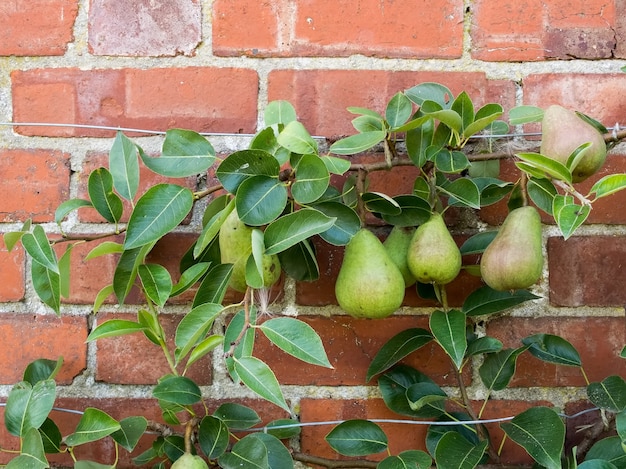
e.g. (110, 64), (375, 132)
(3, 121), (623, 140)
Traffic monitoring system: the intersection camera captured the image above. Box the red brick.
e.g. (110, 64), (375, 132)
(213, 0), (463, 58)
(88, 0), (201, 56)
(0, 314), (87, 384)
(548, 236), (626, 307)
(268, 70), (515, 137)
(486, 317), (626, 386)
(523, 74), (626, 126)
(0, 149), (70, 222)
(0, 0), (78, 56)
(0, 237), (25, 302)
(472, 0), (617, 61)
(616, 0), (626, 58)
(76, 151), (197, 224)
(95, 312), (212, 385)
(254, 315), (467, 386)
(12, 68), (258, 137)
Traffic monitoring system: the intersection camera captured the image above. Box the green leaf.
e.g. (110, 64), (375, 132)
(438, 178), (480, 209)
(459, 231), (497, 255)
(554, 199), (591, 240)
(325, 420), (388, 456)
(263, 419), (302, 439)
(140, 129), (215, 177)
(330, 131), (387, 155)
(264, 208), (336, 255)
(321, 155), (351, 175)
(216, 150), (280, 194)
(265, 100), (297, 126)
(366, 329), (433, 382)
(500, 407), (564, 469)
(235, 175), (288, 226)
(451, 91), (474, 134)
(479, 347), (527, 392)
(58, 242), (71, 295)
(434, 432), (488, 469)
(5, 379), (56, 437)
(153, 375), (202, 405)
(406, 382), (447, 412)
(522, 334), (582, 367)
(85, 241), (124, 260)
(429, 309), (467, 370)
(74, 462), (115, 469)
(435, 150), (470, 174)
(509, 105), (544, 125)
(138, 264), (172, 308)
(174, 303), (223, 365)
(39, 417), (63, 454)
(405, 82), (454, 108)
(259, 317), (332, 368)
(113, 244), (153, 304)
(378, 365), (444, 418)
(386, 92), (413, 129)
(124, 184), (193, 249)
(589, 174), (626, 200)
(587, 376), (626, 412)
(422, 105), (462, 134)
(192, 263), (233, 307)
(585, 436), (626, 466)
(6, 427), (48, 469)
(463, 103), (504, 138)
(213, 402), (261, 430)
(382, 194), (431, 227)
(111, 416), (148, 452)
(516, 152), (572, 183)
(198, 415), (229, 459)
(64, 408), (121, 447)
(22, 225), (58, 274)
(362, 191), (402, 215)
(292, 154), (331, 204)
(54, 198), (93, 224)
(347, 106), (385, 119)
(462, 286), (540, 317)
(277, 121), (318, 154)
(277, 239), (319, 281)
(109, 131), (140, 201)
(406, 118), (435, 167)
(93, 285), (114, 314)
(352, 114), (385, 132)
(4, 230), (26, 252)
(466, 336), (503, 356)
(171, 262), (212, 297)
(313, 202), (361, 246)
(234, 356), (289, 411)
(245, 433), (293, 469)
(224, 309), (256, 383)
(378, 450), (432, 469)
(87, 319), (146, 341)
(23, 357), (63, 385)
(527, 177), (557, 215)
(31, 260), (61, 315)
(218, 434), (269, 469)
(186, 335), (224, 371)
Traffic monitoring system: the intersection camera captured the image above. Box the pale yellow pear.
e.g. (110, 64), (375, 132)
(480, 206), (543, 291)
(335, 229), (405, 319)
(541, 105), (607, 183)
(383, 226), (417, 287)
(219, 208), (280, 292)
(171, 452), (209, 469)
(407, 212), (461, 285)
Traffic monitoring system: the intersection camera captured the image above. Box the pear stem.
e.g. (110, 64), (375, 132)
(355, 168), (368, 225)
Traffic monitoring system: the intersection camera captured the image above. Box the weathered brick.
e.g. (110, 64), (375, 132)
(94, 312), (212, 385)
(523, 74), (626, 126)
(12, 68), (258, 137)
(213, 0), (463, 58)
(0, 237), (25, 302)
(88, 0), (201, 56)
(268, 70), (515, 137)
(486, 316), (626, 386)
(548, 236), (626, 307)
(0, 314), (87, 384)
(0, 149), (70, 223)
(472, 0), (617, 61)
(0, 0), (78, 56)
(254, 315), (467, 386)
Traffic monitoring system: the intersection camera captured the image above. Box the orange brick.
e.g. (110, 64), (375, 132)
(0, 237), (25, 302)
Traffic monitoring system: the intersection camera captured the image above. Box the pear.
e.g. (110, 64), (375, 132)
(335, 229), (405, 319)
(480, 206), (543, 291)
(171, 452), (209, 469)
(407, 212), (461, 285)
(383, 226), (417, 287)
(540, 104), (607, 183)
(219, 208), (281, 292)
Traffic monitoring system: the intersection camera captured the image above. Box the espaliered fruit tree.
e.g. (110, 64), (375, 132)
(4, 81), (626, 469)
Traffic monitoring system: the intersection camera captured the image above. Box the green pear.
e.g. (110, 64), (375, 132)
(407, 212), (461, 285)
(219, 208), (280, 292)
(171, 452), (209, 469)
(480, 206), (543, 291)
(540, 104), (607, 183)
(383, 226), (417, 287)
(335, 229), (405, 319)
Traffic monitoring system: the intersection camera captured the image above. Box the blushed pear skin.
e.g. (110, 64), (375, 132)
(480, 206), (543, 291)
(406, 212), (462, 285)
(335, 229), (406, 319)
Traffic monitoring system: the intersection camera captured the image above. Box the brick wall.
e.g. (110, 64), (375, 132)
(1, 0), (626, 466)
